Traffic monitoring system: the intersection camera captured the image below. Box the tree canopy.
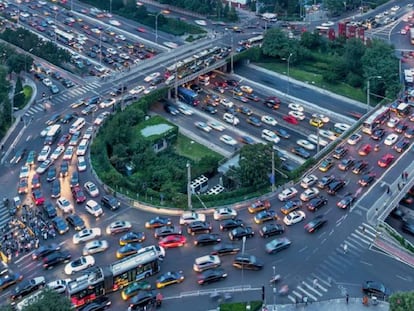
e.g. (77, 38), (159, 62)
(389, 291), (414, 311)
(0, 290), (72, 311)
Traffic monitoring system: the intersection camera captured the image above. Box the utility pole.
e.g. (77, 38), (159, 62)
(271, 150), (275, 192)
(187, 162), (192, 210)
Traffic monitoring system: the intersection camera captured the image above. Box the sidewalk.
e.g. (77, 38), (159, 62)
(373, 238), (414, 269)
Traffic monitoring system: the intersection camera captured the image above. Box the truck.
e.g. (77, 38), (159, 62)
(178, 87), (199, 106)
(410, 28), (414, 44)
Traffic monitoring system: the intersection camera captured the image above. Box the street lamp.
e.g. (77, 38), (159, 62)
(109, 0), (112, 15)
(230, 35), (234, 74)
(366, 75), (382, 112)
(287, 53), (293, 96)
(272, 266), (276, 310)
(187, 162), (192, 210)
(152, 10), (170, 44)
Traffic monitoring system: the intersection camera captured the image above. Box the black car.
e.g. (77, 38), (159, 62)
(304, 215), (327, 233)
(46, 165), (57, 182)
(197, 268), (227, 285)
(164, 104), (179, 115)
(202, 105), (217, 114)
(393, 139), (409, 153)
(390, 208), (405, 221)
(220, 220), (243, 232)
(110, 86), (127, 96)
(42, 201), (57, 218)
(101, 195), (120, 210)
(395, 122), (407, 133)
(32, 243), (61, 260)
(51, 179), (61, 199)
(187, 221), (212, 235)
(229, 227), (254, 240)
(194, 233), (221, 246)
(61, 113), (77, 124)
(337, 193), (355, 209)
(145, 216), (171, 229)
(362, 281), (390, 299)
(154, 225), (181, 239)
(60, 161), (69, 177)
(332, 146), (348, 159)
(352, 160), (368, 175)
(11, 148), (27, 164)
(259, 223), (285, 238)
(307, 196), (328, 211)
(317, 175), (335, 189)
(129, 291), (156, 310)
(150, 77), (163, 86)
(233, 254), (264, 270)
(247, 116), (262, 127)
(10, 276), (46, 301)
(52, 216), (69, 235)
(66, 214), (86, 231)
(370, 128), (385, 140)
(78, 296), (111, 311)
(46, 113), (61, 125)
(338, 158), (355, 171)
(291, 147), (310, 159)
(358, 174), (376, 187)
(211, 243), (241, 256)
(327, 180), (345, 195)
(402, 220), (414, 236)
(274, 128), (290, 139)
(42, 250), (72, 269)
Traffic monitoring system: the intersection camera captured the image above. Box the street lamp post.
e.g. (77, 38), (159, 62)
(99, 32), (102, 65)
(230, 35), (234, 74)
(367, 75), (382, 112)
(287, 53), (293, 97)
(187, 162), (192, 210)
(154, 11), (166, 44)
(272, 266), (276, 310)
(109, 0), (113, 15)
(70, 0), (73, 11)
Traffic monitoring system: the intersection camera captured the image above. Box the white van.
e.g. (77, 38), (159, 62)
(69, 117), (86, 134)
(76, 139), (89, 156)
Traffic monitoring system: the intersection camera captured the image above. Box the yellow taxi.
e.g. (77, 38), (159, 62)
(309, 118), (324, 128)
(156, 271), (184, 289)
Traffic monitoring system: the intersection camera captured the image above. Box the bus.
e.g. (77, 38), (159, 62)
(44, 124), (62, 145)
(396, 102), (411, 118)
(316, 26), (330, 35)
(361, 106), (391, 135)
(54, 29), (75, 45)
(67, 247), (162, 307)
(247, 35), (264, 46)
(178, 87), (199, 106)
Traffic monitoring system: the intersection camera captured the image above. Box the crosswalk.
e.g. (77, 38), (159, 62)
(0, 202), (11, 230)
(24, 81), (102, 118)
(287, 222), (377, 303)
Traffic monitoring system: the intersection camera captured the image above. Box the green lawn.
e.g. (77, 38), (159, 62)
(23, 85), (33, 105)
(175, 133), (223, 162)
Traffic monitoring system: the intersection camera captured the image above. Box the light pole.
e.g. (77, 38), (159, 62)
(187, 162), (192, 210)
(70, 0), (73, 11)
(366, 75), (382, 112)
(287, 53), (293, 96)
(272, 266), (276, 310)
(230, 35), (234, 74)
(271, 150), (275, 192)
(99, 32), (102, 65)
(241, 236), (246, 291)
(153, 10), (170, 44)
(109, 0), (112, 15)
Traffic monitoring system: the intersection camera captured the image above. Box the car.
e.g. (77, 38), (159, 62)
(317, 175), (336, 189)
(176, 103), (193, 116)
(319, 129), (337, 141)
(85, 200), (103, 218)
(129, 85), (145, 95)
(283, 211), (306, 226)
(312, 113), (330, 123)
(390, 208), (405, 221)
(158, 234), (186, 248)
(60, 161), (69, 178)
(337, 193), (355, 209)
(240, 85), (253, 93)
(248, 200), (271, 213)
(280, 199), (302, 215)
(64, 255), (95, 275)
(304, 215), (327, 233)
(265, 237), (292, 254)
(384, 133), (399, 146)
(78, 296), (112, 311)
(69, 131), (81, 146)
(42, 202), (57, 218)
(404, 127), (414, 138)
(128, 291), (156, 309)
(291, 147), (310, 159)
(233, 254), (264, 270)
(210, 243), (241, 256)
(259, 223), (285, 238)
(219, 219), (244, 231)
(309, 118), (324, 128)
(116, 243), (142, 259)
(32, 189), (45, 206)
(19, 165), (30, 179)
(36, 159), (52, 175)
(307, 196), (328, 211)
(46, 279), (71, 294)
(42, 250), (72, 270)
(386, 117), (399, 128)
(278, 187), (298, 202)
(220, 134), (238, 146)
(193, 255), (221, 272)
(17, 178), (28, 194)
(254, 210), (278, 224)
(261, 129), (280, 143)
(246, 116), (262, 127)
(239, 135), (255, 144)
(73, 228), (102, 244)
(58, 134), (72, 146)
(347, 133), (362, 145)
(221, 98), (234, 108)
(61, 113), (77, 124)
(179, 212), (206, 225)
(84, 181), (99, 197)
(119, 232), (146, 246)
(32, 243), (61, 260)
(106, 220), (132, 235)
(352, 160), (368, 174)
(300, 175), (318, 189)
(213, 207), (237, 220)
(71, 186), (86, 203)
(66, 213), (86, 231)
(70, 171), (80, 188)
(338, 158), (355, 171)
(197, 267), (228, 285)
(358, 144), (372, 156)
(332, 146), (348, 161)
(395, 122), (408, 133)
(207, 121), (226, 132)
(81, 104), (98, 115)
(46, 113), (61, 125)
(300, 187), (320, 202)
(283, 115), (299, 125)
(194, 233), (222, 246)
(195, 121), (212, 133)
(99, 98), (116, 109)
(10, 276), (46, 301)
(57, 197), (74, 213)
(297, 139), (316, 150)
(288, 110), (305, 120)
(50, 84), (60, 94)
(76, 156), (87, 172)
(154, 225), (182, 238)
(155, 271), (185, 289)
(402, 220), (414, 236)
(288, 103), (304, 111)
(82, 240), (109, 256)
(0, 273), (23, 291)
(51, 179), (61, 199)
(37, 146), (51, 162)
(393, 139), (409, 153)
(223, 113), (240, 125)
(229, 227), (254, 240)
(83, 126), (94, 140)
(144, 72), (160, 82)
(378, 153), (394, 168)
(371, 128), (386, 140)
(327, 180), (346, 195)
(121, 281), (151, 300)
(237, 106), (253, 115)
(275, 128), (290, 139)
(145, 216), (171, 229)
(362, 281), (390, 299)
(50, 145), (65, 161)
(187, 221), (213, 235)
(31, 174), (42, 190)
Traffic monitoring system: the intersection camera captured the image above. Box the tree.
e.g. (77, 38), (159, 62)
(6, 54), (26, 74)
(13, 76), (25, 109)
(261, 28), (290, 58)
(389, 291), (414, 311)
(0, 290), (72, 311)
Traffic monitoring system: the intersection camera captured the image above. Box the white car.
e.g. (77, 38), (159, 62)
(115, 34), (126, 41)
(82, 240), (109, 255)
(129, 85), (146, 95)
(57, 197), (74, 213)
(278, 187), (298, 202)
(83, 126), (94, 140)
(347, 133), (362, 145)
(307, 134), (329, 147)
(261, 129), (280, 144)
(177, 104), (193, 115)
(143, 85), (157, 94)
(312, 113), (330, 123)
(63, 146), (74, 160)
(384, 133), (399, 146)
(50, 145), (65, 160)
(144, 72), (160, 83)
(37, 145), (51, 162)
(334, 123), (351, 132)
(297, 139), (315, 150)
(321, 21), (334, 27)
(19, 165), (30, 179)
(179, 212), (206, 225)
(64, 255), (95, 275)
(195, 19), (207, 26)
(207, 121), (226, 131)
(36, 159), (52, 174)
(109, 19), (121, 26)
(85, 200), (103, 217)
(40, 126), (51, 137)
(106, 220), (132, 235)
(220, 99), (234, 108)
(300, 174), (318, 189)
(46, 279), (71, 294)
(283, 210), (306, 226)
(213, 207), (237, 220)
(99, 98), (116, 109)
(77, 156), (87, 172)
(288, 111), (306, 121)
(319, 130), (337, 141)
(73, 228), (102, 244)
(94, 112), (109, 126)
(84, 181), (99, 197)
(42, 78), (52, 87)
(261, 115), (278, 126)
(193, 254), (221, 272)
(300, 187), (320, 201)
(223, 113), (240, 125)
(195, 121), (212, 132)
(288, 103), (304, 112)
(220, 135), (238, 146)
(386, 117), (400, 128)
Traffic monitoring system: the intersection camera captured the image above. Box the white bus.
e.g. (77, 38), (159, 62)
(247, 35), (264, 46)
(362, 106), (390, 135)
(69, 117), (86, 134)
(396, 102), (410, 118)
(44, 124), (62, 145)
(54, 29), (75, 45)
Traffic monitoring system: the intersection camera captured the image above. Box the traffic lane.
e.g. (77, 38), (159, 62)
(235, 65), (366, 115)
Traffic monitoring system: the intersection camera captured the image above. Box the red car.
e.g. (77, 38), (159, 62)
(283, 115), (298, 125)
(58, 134), (71, 146)
(158, 234), (186, 249)
(72, 186), (86, 204)
(377, 154), (395, 168)
(358, 144), (372, 156)
(137, 27), (147, 33)
(32, 189), (45, 206)
(31, 174), (41, 189)
(18, 178), (28, 194)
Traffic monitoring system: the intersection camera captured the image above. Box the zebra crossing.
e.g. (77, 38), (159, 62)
(287, 222), (377, 303)
(0, 202), (11, 230)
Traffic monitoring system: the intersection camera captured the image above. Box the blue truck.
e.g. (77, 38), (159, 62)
(178, 87), (199, 106)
